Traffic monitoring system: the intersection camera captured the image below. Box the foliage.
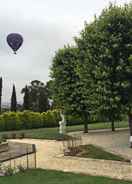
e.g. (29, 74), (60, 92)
(0, 110), (61, 131)
(23, 85), (30, 110)
(50, 3), (132, 135)
(51, 46), (92, 132)
(11, 85), (17, 112)
(74, 3), (132, 131)
(0, 121), (128, 140)
(2, 112), (21, 131)
(46, 80), (54, 100)
(0, 164), (26, 176)
(22, 80), (50, 112)
(3, 166), (15, 176)
(42, 109), (61, 127)
(0, 115), (5, 131)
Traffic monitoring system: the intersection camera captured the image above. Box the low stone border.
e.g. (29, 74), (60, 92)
(55, 155), (132, 181)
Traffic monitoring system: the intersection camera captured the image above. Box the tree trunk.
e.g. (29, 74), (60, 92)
(111, 121), (115, 131)
(83, 112), (89, 133)
(128, 113), (132, 148)
(84, 121), (88, 133)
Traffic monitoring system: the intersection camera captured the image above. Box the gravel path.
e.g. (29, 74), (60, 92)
(9, 129), (132, 181)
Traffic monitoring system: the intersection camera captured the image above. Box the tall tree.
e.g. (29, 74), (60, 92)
(51, 46), (93, 133)
(0, 77), (2, 113)
(38, 88), (50, 112)
(11, 84), (17, 112)
(45, 80), (55, 109)
(76, 3), (132, 137)
(23, 85), (30, 110)
(22, 80), (50, 112)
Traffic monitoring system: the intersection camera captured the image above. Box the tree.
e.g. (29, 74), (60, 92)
(23, 85), (30, 110)
(51, 46), (93, 133)
(22, 80), (50, 112)
(51, 3), (132, 138)
(75, 4), (132, 131)
(11, 84), (17, 112)
(0, 77), (2, 113)
(38, 88), (49, 112)
(75, 3), (132, 140)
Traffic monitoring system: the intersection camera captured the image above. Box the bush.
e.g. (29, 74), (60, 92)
(18, 111), (43, 129)
(28, 112), (43, 129)
(2, 112), (22, 131)
(0, 115), (5, 131)
(18, 111), (31, 129)
(42, 110), (61, 127)
(0, 110), (61, 131)
(0, 109), (85, 132)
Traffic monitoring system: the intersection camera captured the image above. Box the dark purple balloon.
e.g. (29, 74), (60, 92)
(7, 33), (23, 54)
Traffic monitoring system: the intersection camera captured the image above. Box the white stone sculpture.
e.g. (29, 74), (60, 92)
(59, 111), (66, 135)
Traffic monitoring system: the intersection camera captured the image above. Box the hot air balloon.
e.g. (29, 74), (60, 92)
(7, 33), (23, 54)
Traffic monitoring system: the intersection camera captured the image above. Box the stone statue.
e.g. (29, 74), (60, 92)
(59, 111), (66, 135)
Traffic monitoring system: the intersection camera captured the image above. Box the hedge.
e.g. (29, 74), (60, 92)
(0, 110), (61, 131)
(0, 110), (86, 132)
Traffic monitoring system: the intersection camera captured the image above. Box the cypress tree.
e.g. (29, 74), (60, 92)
(0, 77), (2, 113)
(23, 85), (30, 110)
(11, 84), (17, 112)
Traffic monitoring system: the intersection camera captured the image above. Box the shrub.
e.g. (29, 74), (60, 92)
(18, 111), (31, 129)
(3, 165), (15, 176)
(2, 112), (22, 131)
(29, 112), (43, 129)
(0, 115), (5, 131)
(18, 111), (43, 129)
(0, 110), (60, 131)
(0, 109), (84, 132)
(42, 109), (61, 127)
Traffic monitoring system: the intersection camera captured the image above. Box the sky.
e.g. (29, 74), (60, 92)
(0, 0), (131, 103)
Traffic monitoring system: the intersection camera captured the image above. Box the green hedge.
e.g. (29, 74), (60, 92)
(42, 110), (61, 128)
(0, 110), (86, 132)
(0, 110), (61, 131)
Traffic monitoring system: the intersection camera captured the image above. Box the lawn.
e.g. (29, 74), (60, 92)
(0, 121), (128, 140)
(73, 144), (128, 162)
(0, 169), (131, 184)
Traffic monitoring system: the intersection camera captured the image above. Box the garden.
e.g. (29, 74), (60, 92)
(1, 2), (132, 184)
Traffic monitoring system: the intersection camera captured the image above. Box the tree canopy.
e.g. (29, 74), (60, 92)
(51, 3), (132, 135)
(22, 80), (50, 112)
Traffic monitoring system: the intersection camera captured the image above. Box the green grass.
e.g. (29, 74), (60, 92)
(75, 144), (128, 162)
(0, 169), (131, 184)
(0, 121), (128, 140)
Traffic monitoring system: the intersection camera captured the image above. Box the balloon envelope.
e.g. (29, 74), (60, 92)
(7, 33), (23, 54)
